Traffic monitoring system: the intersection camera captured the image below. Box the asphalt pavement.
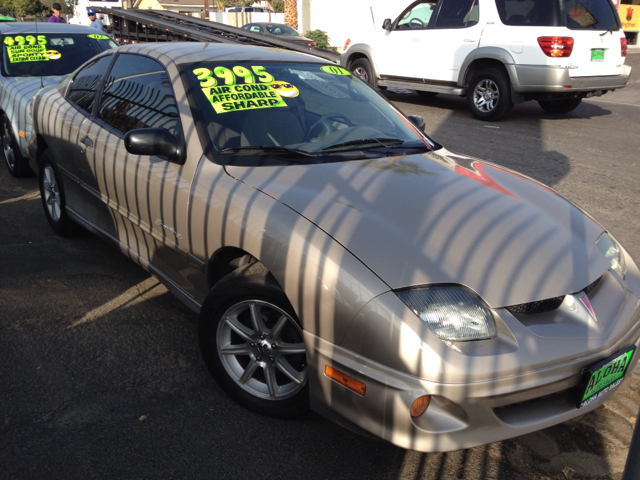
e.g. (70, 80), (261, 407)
(1, 53), (639, 480)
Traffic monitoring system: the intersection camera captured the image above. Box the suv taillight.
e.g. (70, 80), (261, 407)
(537, 37), (574, 57)
(621, 38), (628, 57)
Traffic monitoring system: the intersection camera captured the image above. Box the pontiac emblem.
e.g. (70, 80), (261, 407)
(577, 292), (597, 321)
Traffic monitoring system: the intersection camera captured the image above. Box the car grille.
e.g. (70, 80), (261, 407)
(506, 296), (565, 315)
(505, 275), (603, 316)
(583, 275), (602, 296)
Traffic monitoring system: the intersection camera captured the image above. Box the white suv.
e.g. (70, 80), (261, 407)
(341, 0), (632, 120)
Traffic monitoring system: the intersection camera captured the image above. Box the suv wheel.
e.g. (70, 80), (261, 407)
(467, 69), (513, 121)
(350, 58), (378, 90)
(538, 98), (582, 114)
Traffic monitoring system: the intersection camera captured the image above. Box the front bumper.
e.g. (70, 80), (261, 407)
(510, 64), (632, 94)
(307, 261), (640, 452)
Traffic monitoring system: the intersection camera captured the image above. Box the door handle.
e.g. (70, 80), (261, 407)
(80, 137), (93, 147)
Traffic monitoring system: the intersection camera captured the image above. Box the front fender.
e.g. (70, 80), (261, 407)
(189, 158), (390, 345)
(340, 44), (381, 79)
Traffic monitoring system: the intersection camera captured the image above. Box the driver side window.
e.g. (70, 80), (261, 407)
(396, 2), (437, 29)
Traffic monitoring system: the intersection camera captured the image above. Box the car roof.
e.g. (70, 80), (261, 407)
(0, 23), (98, 34)
(115, 42), (326, 66)
(248, 23), (293, 28)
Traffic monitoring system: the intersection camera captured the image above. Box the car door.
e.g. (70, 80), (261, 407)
(58, 54), (115, 216)
(75, 53), (197, 291)
(414, 0), (482, 82)
(376, 1), (438, 79)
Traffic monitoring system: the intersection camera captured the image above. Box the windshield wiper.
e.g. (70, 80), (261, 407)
(321, 138), (406, 152)
(219, 146), (318, 160)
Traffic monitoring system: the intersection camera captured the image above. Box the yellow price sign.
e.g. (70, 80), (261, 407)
(193, 65), (287, 114)
(7, 44), (49, 63)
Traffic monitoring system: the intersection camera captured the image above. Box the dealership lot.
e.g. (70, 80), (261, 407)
(1, 53), (639, 480)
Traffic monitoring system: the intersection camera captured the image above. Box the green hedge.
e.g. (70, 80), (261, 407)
(304, 29), (330, 50)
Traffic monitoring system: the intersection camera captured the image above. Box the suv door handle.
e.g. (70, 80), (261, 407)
(80, 137), (93, 147)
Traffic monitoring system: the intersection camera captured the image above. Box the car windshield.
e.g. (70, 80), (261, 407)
(266, 25), (299, 36)
(495, 0), (620, 30)
(1, 33), (117, 77)
(182, 61), (435, 163)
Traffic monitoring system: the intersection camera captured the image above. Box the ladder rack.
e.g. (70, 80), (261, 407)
(93, 8), (340, 63)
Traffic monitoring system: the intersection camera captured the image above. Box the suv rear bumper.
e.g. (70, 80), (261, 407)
(510, 64), (632, 93)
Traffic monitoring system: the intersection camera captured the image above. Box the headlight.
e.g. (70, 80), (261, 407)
(596, 232), (626, 278)
(396, 286), (497, 342)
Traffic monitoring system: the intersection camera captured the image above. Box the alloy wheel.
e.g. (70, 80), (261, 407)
(352, 66), (369, 83)
(2, 121), (15, 170)
(217, 299), (307, 400)
(43, 164), (62, 222)
(472, 79), (500, 113)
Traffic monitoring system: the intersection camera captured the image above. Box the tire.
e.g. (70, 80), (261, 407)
(538, 98), (582, 114)
(2, 114), (32, 177)
(467, 69), (513, 121)
(350, 57), (378, 90)
(39, 149), (79, 237)
(198, 263), (309, 417)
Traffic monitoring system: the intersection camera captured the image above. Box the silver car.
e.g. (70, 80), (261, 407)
(28, 42), (640, 452)
(0, 23), (117, 177)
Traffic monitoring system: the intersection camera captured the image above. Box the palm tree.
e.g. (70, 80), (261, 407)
(284, 0), (297, 29)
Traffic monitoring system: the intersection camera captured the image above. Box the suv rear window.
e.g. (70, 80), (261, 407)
(495, 0), (620, 30)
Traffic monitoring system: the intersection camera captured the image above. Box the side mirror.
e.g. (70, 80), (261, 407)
(407, 115), (425, 133)
(382, 18), (393, 31)
(124, 127), (184, 163)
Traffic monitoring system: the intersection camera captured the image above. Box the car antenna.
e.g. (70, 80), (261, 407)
(35, 11), (44, 89)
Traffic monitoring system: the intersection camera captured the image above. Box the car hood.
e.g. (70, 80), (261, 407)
(6, 75), (61, 98)
(226, 149), (610, 308)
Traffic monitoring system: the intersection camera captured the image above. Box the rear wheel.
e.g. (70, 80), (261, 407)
(2, 114), (32, 177)
(350, 58), (378, 90)
(538, 98), (582, 114)
(39, 150), (79, 237)
(198, 263), (309, 417)
(467, 69), (513, 121)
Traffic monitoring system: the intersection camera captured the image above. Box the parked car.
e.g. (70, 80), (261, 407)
(0, 23), (117, 177)
(341, 0), (632, 120)
(29, 42), (640, 452)
(0, 7), (18, 22)
(241, 22), (317, 47)
(227, 6), (272, 12)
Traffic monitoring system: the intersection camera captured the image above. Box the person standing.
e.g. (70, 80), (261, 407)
(87, 9), (104, 32)
(48, 3), (66, 23)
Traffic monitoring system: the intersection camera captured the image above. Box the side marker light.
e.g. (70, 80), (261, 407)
(324, 365), (366, 396)
(411, 395), (431, 418)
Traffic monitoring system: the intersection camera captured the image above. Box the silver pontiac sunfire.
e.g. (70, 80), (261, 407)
(28, 43), (640, 452)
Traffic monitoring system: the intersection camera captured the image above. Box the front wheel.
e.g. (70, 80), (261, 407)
(2, 114), (32, 177)
(39, 150), (79, 237)
(198, 263), (309, 417)
(538, 98), (582, 114)
(350, 57), (378, 90)
(467, 69), (513, 121)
